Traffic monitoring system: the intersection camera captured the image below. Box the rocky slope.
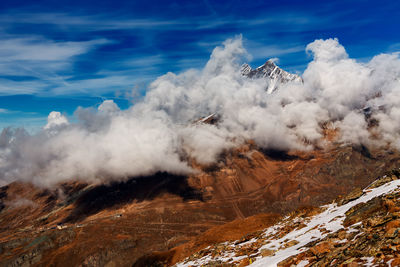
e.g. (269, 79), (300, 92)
(241, 60), (302, 94)
(0, 144), (399, 266)
(175, 170), (400, 266)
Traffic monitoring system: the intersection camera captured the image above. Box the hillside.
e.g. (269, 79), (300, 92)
(1, 143), (399, 266)
(175, 170), (400, 266)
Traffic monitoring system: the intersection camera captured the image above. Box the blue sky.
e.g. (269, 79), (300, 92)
(0, 0), (399, 131)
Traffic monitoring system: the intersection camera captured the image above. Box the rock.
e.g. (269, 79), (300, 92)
(342, 257), (357, 264)
(390, 257), (400, 266)
(241, 60), (302, 94)
(277, 256), (296, 267)
(295, 222), (307, 230)
(347, 262), (359, 267)
(310, 241), (333, 258)
(368, 175), (398, 189)
(238, 257), (253, 267)
(283, 240), (299, 248)
(383, 200), (398, 212)
(344, 197), (383, 227)
(386, 219), (400, 231)
(260, 249), (276, 257)
(339, 188), (364, 205)
(385, 228), (399, 238)
(369, 216), (391, 227)
(337, 230), (348, 240)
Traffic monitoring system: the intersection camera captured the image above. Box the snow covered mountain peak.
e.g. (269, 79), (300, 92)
(241, 59), (303, 94)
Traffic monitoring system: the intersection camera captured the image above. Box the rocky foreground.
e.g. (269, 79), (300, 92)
(176, 171), (400, 266)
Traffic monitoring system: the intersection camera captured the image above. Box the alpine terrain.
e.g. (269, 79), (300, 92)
(1, 54), (400, 267)
(241, 60), (303, 94)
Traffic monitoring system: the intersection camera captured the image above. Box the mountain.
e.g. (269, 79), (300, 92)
(174, 171), (400, 266)
(1, 135), (400, 266)
(5, 142), (397, 266)
(0, 60), (398, 267)
(195, 61), (302, 125)
(241, 60), (303, 94)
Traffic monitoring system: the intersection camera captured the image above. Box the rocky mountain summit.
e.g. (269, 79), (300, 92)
(241, 60), (303, 94)
(195, 61), (302, 125)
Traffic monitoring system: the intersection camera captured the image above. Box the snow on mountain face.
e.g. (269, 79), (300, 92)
(241, 59), (303, 94)
(196, 60), (302, 125)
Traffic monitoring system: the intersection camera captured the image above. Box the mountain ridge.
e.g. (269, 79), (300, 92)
(241, 59), (303, 94)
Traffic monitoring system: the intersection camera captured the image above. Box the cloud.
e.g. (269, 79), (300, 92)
(1, 36), (400, 187)
(0, 78), (49, 95)
(0, 12), (318, 31)
(0, 37), (108, 61)
(306, 38), (348, 62)
(0, 13), (186, 30)
(44, 111), (69, 130)
(0, 36), (110, 95)
(247, 43), (305, 62)
(0, 10), (362, 33)
(49, 75), (140, 96)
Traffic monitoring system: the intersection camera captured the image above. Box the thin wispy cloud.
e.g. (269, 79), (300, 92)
(121, 55), (165, 69)
(0, 36), (111, 95)
(0, 13), (192, 31)
(0, 37), (108, 61)
(0, 10), (369, 33)
(50, 75), (143, 96)
(0, 78), (48, 95)
(247, 44), (305, 62)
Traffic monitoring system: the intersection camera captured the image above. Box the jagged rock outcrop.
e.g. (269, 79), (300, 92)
(241, 59), (303, 94)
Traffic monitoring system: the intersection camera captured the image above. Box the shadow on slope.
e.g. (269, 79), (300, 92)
(63, 172), (203, 223)
(260, 148), (301, 161)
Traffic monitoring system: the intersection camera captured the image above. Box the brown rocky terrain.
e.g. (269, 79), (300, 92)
(0, 143), (400, 266)
(176, 170), (400, 266)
